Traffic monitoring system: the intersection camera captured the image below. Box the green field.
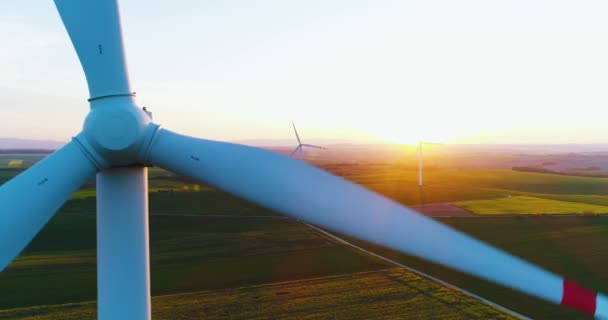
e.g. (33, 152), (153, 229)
(62, 189), (281, 216)
(0, 208), (522, 319)
(423, 169), (608, 195)
(0, 214), (388, 309)
(337, 164), (608, 213)
(5, 156), (608, 318)
(0, 154), (47, 168)
(333, 164), (608, 196)
(344, 216), (608, 320)
(363, 181), (505, 205)
(456, 196), (608, 215)
(0, 269), (519, 320)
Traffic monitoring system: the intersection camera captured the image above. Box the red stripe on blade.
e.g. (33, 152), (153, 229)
(561, 279), (597, 315)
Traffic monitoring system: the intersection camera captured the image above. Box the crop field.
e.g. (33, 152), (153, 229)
(0, 213), (389, 309)
(456, 196), (608, 215)
(362, 181), (505, 205)
(0, 269), (519, 320)
(344, 216), (608, 319)
(329, 164), (608, 195)
(0, 207), (521, 319)
(423, 169), (608, 195)
(62, 189), (281, 216)
(326, 164), (608, 213)
(0, 169), (20, 185)
(5, 155), (608, 318)
(0, 154), (47, 168)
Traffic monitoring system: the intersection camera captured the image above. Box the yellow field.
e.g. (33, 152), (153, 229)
(0, 268), (518, 320)
(455, 196), (608, 215)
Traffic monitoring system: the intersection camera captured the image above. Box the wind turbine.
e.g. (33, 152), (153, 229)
(290, 122), (326, 160)
(0, 1), (606, 319)
(417, 141), (444, 187)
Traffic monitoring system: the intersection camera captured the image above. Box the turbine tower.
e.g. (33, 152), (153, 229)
(290, 122), (326, 160)
(1, 1), (607, 319)
(417, 141), (443, 187)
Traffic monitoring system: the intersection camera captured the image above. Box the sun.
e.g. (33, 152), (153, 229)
(368, 124), (450, 146)
(376, 130), (420, 145)
(358, 113), (470, 145)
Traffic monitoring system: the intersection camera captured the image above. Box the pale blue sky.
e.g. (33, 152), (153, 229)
(2, 0), (608, 144)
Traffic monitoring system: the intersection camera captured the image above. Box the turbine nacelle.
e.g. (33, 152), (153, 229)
(77, 95), (159, 168)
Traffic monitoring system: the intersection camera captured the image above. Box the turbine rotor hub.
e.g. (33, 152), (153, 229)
(77, 96), (159, 168)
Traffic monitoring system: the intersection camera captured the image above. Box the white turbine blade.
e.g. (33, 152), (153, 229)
(292, 122), (302, 144)
(0, 141), (97, 271)
(54, 0), (131, 99)
(147, 128), (608, 318)
(301, 143), (327, 150)
(289, 146), (301, 158)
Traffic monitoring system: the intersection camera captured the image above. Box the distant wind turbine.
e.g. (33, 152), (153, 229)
(290, 122), (326, 160)
(417, 141), (444, 187)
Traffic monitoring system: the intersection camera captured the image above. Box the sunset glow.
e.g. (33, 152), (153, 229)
(2, 1), (608, 145)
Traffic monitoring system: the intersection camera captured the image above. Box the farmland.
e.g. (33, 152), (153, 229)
(0, 269), (519, 320)
(344, 216), (608, 319)
(0, 214), (386, 309)
(4, 153), (608, 318)
(337, 165), (608, 197)
(0, 154), (47, 168)
(456, 196), (608, 215)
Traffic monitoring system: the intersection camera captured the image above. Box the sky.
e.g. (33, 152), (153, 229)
(2, 0), (608, 145)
